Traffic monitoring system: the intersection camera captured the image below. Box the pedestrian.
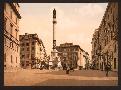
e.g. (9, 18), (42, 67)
(70, 64), (74, 72)
(70, 67), (74, 72)
(66, 65), (70, 74)
(66, 62), (70, 74)
(105, 65), (110, 77)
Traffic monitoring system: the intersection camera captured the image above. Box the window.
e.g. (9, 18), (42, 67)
(32, 47), (35, 50)
(16, 57), (17, 63)
(100, 45), (101, 50)
(21, 48), (24, 51)
(10, 42), (13, 48)
(11, 55), (13, 63)
(114, 58), (116, 69)
(10, 24), (13, 35)
(114, 44), (116, 52)
(26, 61), (29, 66)
(10, 42), (11, 47)
(26, 43), (29, 46)
(17, 46), (18, 52)
(27, 54), (29, 58)
(32, 42), (34, 45)
(4, 65), (6, 68)
(4, 53), (6, 62)
(40, 47), (42, 51)
(15, 29), (17, 39)
(22, 55), (25, 59)
(21, 43), (25, 46)
(31, 54), (34, 57)
(10, 11), (12, 19)
(12, 42), (14, 48)
(27, 47), (29, 51)
(16, 18), (17, 24)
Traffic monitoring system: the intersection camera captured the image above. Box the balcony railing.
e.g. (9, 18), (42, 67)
(4, 29), (19, 45)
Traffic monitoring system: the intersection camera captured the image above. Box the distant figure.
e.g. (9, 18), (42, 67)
(45, 63), (49, 70)
(63, 64), (67, 70)
(57, 61), (62, 70)
(69, 63), (74, 72)
(66, 65), (70, 74)
(66, 61), (70, 74)
(105, 64), (110, 77)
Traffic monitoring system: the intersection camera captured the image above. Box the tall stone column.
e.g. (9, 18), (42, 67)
(51, 8), (58, 67)
(53, 8), (57, 50)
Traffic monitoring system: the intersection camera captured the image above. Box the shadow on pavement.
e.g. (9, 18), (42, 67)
(34, 70), (118, 77)
(34, 79), (118, 86)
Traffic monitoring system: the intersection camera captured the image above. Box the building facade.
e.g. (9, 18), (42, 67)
(91, 2), (118, 71)
(4, 3), (21, 70)
(91, 29), (100, 70)
(81, 50), (90, 69)
(56, 43), (90, 69)
(19, 33), (47, 69)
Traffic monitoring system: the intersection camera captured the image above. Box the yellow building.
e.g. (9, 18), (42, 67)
(4, 3), (21, 70)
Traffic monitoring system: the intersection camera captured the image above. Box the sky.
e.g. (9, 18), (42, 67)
(19, 3), (108, 59)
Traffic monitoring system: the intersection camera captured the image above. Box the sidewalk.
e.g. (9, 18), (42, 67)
(4, 68), (22, 73)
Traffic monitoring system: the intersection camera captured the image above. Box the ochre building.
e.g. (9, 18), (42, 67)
(56, 43), (90, 69)
(4, 3), (21, 70)
(19, 33), (47, 69)
(91, 2), (118, 72)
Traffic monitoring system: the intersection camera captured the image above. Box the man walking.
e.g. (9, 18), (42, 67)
(66, 65), (70, 74)
(66, 61), (70, 74)
(105, 64), (110, 77)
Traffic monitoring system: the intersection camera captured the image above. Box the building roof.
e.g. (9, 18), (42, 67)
(9, 3), (21, 19)
(19, 33), (42, 44)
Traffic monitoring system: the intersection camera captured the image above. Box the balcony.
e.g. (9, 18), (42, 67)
(4, 29), (19, 45)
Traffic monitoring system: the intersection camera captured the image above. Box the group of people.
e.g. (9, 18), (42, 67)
(39, 61), (49, 70)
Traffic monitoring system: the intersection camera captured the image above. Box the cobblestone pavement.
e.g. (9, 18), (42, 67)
(4, 69), (118, 86)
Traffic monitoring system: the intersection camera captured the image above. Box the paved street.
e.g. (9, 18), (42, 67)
(4, 69), (118, 86)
